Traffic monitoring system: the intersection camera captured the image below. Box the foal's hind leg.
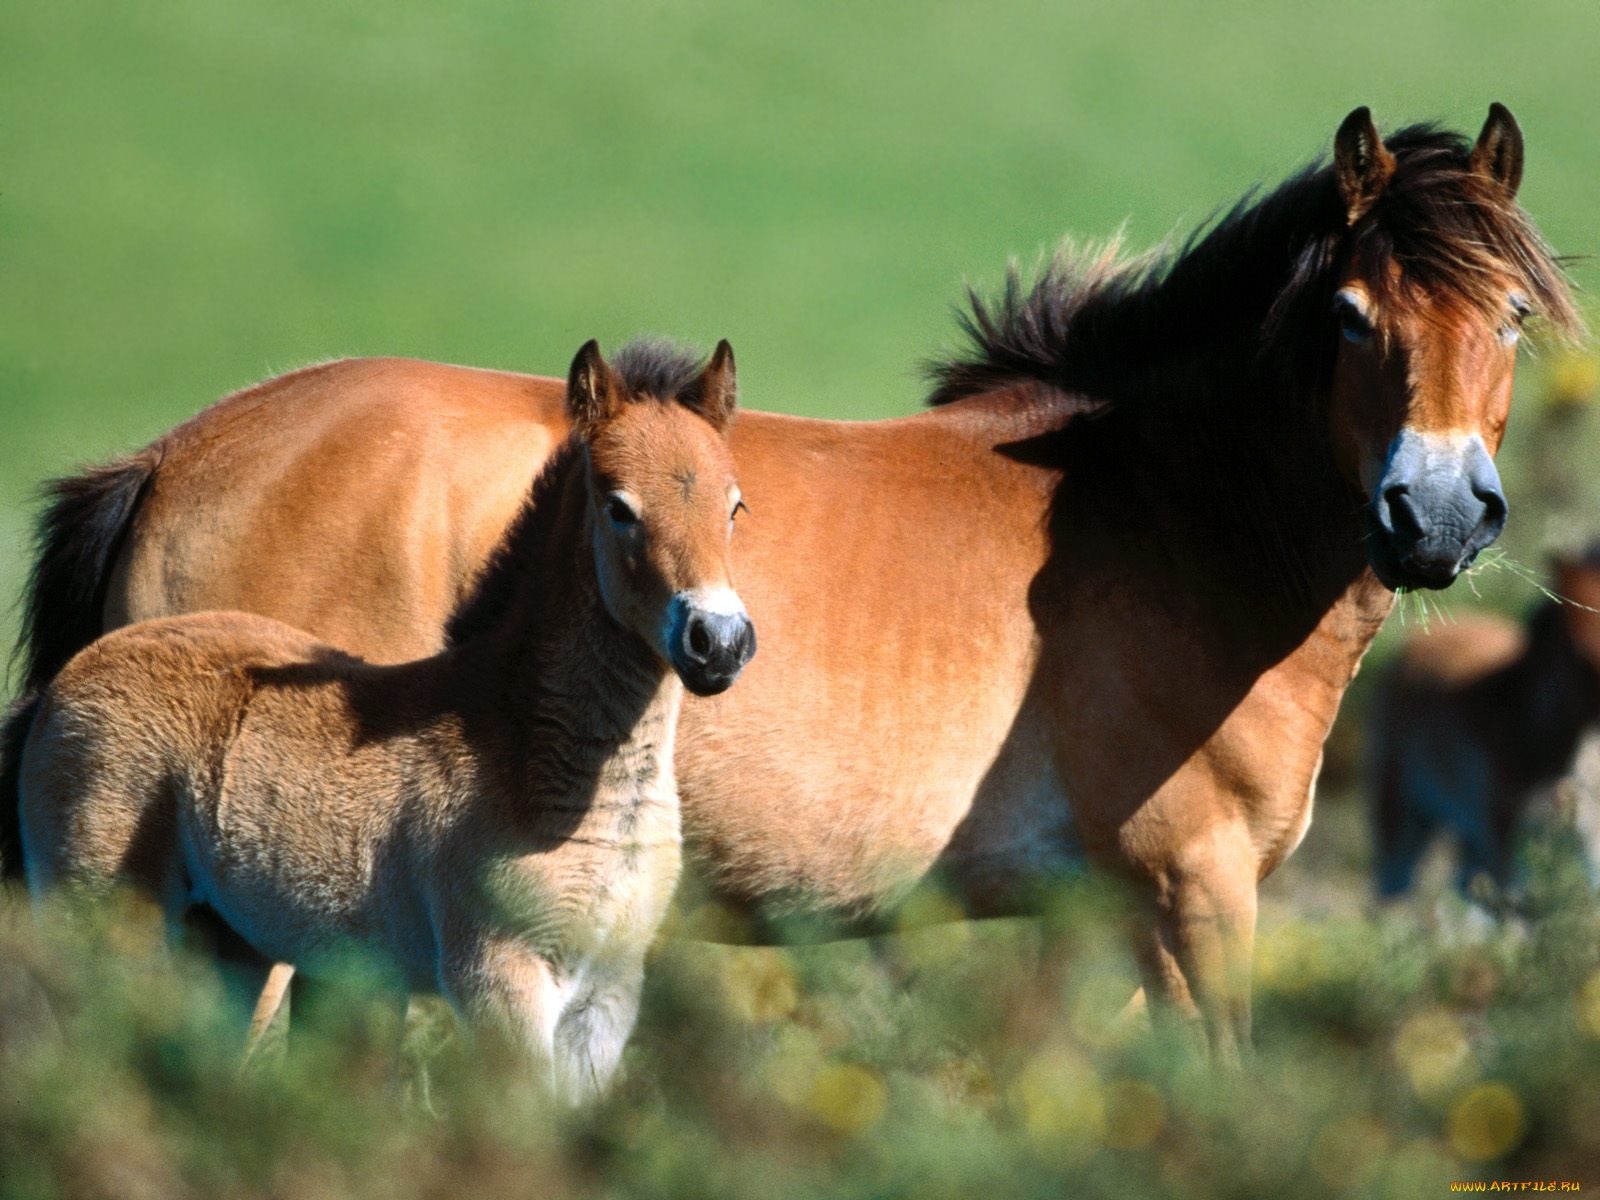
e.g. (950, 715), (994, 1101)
(241, 963), (295, 1069)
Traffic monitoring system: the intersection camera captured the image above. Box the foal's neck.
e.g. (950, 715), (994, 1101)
(468, 455), (681, 794)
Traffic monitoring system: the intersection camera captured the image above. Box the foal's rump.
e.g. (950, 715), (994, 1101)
(17, 613), (362, 917)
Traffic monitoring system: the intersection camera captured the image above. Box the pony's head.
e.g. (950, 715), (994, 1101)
(565, 338), (755, 696)
(1324, 104), (1578, 591)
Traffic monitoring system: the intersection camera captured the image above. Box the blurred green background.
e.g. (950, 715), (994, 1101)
(4, 0), (1599, 661)
(4, 3), (1600, 1193)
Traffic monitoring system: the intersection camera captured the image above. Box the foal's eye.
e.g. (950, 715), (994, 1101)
(605, 495), (639, 527)
(1334, 293), (1374, 345)
(730, 498), (749, 524)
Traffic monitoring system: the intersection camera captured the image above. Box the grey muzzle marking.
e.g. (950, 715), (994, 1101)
(1369, 429), (1507, 588)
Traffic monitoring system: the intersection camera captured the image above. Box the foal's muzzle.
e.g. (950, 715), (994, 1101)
(1367, 430), (1507, 590)
(667, 589), (756, 696)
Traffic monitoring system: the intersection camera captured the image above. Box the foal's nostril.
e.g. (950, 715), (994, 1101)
(686, 618), (712, 661)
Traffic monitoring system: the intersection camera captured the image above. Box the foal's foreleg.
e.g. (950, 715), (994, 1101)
(552, 958), (646, 1104)
(442, 939), (562, 1095)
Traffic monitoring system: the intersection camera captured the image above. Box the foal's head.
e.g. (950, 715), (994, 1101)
(566, 339), (755, 696)
(1323, 104), (1577, 590)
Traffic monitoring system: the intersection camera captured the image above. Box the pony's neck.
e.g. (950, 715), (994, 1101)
(1062, 201), (1365, 620)
(1047, 176), (1337, 407)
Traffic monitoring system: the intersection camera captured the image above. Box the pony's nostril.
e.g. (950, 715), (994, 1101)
(1476, 486), (1508, 525)
(1382, 485), (1423, 541)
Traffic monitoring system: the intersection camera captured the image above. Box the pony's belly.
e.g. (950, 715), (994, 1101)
(677, 709), (1077, 923)
(937, 769), (1086, 917)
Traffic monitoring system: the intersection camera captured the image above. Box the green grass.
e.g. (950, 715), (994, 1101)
(4, 845), (1599, 1198)
(5, 2), (1600, 1194)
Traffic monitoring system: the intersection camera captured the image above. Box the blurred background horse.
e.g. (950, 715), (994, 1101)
(1370, 550), (1600, 902)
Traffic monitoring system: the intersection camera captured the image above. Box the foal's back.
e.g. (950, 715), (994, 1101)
(19, 611), (448, 965)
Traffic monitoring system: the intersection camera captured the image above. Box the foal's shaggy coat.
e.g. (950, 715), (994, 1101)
(18, 340), (752, 1101)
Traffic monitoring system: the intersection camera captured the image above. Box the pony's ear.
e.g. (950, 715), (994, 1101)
(566, 339), (622, 429)
(1333, 106), (1395, 225)
(687, 339), (738, 432)
(1469, 102), (1524, 199)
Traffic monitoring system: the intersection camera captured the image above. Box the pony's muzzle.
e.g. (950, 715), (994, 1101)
(668, 590), (756, 696)
(1368, 429), (1507, 590)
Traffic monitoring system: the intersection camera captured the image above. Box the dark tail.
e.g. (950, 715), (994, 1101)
(11, 450), (161, 697)
(0, 695), (42, 881)
(3, 449), (160, 880)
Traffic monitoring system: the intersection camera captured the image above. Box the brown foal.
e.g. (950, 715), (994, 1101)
(17, 340), (754, 1100)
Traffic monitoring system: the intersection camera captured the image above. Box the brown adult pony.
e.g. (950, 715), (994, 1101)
(1371, 552), (1600, 900)
(18, 339), (753, 1101)
(2, 106), (1579, 1058)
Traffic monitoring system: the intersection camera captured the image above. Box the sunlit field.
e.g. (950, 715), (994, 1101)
(4, 2), (1600, 1195)
(4, 849), (1599, 1197)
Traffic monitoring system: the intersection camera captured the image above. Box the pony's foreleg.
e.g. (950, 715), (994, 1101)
(1138, 827), (1258, 1066)
(552, 959), (646, 1104)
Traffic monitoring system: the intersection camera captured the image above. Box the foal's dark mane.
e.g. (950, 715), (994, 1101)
(927, 124), (1579, 414)
(444, 338), (713, 647)
(611, 338), (710, 405)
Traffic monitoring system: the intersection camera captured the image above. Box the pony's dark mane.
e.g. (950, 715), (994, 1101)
(927, 123), (1580, 409)
(445, 337), (715, 646)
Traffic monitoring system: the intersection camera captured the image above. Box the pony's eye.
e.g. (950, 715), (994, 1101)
(1501, 294), (1532, 345)
(1334, 294), (1374, 345)
(730, 498), (749, 523)
(605, 495), (639, 527)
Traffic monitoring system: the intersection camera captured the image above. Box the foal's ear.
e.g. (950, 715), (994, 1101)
(1333, 106), (1396, 225)
(687, 339), (738, 432)
(1469, 102), (1524, 199)
(567, 339), (623, 429)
